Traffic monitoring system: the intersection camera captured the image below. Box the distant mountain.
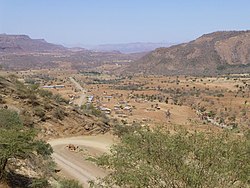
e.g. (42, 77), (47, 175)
(126, 31), (250, 75)
(0, 34), (145, 71)
(0, 34), (66, 52)
(84, 42), (174, 54)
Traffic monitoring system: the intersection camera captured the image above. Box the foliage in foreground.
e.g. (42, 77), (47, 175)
(91, 126), (250, 188)
(0, 109), (53, 180)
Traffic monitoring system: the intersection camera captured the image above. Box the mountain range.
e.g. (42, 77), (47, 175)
(1, 31), (250, 75)
(0, 34), (144, 71)
(126, 31), (250, 75)
(81, 42), (174, 54)
(0, 34), (65, 52)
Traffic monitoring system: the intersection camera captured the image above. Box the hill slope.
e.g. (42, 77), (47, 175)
(127, 31), (250, 75)
(0, 76), (110, 139)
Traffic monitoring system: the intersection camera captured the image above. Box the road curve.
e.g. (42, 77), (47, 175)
(49, 134), (115, 187)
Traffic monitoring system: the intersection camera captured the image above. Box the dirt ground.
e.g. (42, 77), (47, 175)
(16, 69), (250, 131)
(4, 69), (248, 187)
(49, 134), (116, 187)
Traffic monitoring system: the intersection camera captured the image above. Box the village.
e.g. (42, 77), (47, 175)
(15, 69), (250, 132)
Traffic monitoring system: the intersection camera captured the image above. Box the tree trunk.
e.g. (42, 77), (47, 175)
(0, 158), (8, 179)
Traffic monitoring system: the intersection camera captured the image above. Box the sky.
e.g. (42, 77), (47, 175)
(0, 0), (250, 45)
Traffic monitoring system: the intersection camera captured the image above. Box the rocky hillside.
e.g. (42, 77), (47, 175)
(0, 34), (65, 52)
(127, 31), (250, 75)
(0, 76), (110, 139)
(0, 75), (111, 187)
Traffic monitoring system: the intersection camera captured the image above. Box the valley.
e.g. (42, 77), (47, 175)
(14, 68), (249, 132)
(0, 32), (249, 187)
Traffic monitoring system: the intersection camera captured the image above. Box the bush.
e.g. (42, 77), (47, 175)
(25, 79), (36, 85)
(53, 94), (69, 104)
(92, 127), (250, 187)
(20, 114), (34, 127)
(0, 109), (23, 129)
(34, 107), (45, 119)
(0, 129), (37, 179)
(81, 104), (102, 117)
(53, 108), (66, 120)
(113, 124), (141, 138)
(34, 140), (53, 157)
(29, 178), (49, 188)
(27, 93), (39, 106)
(59, 179), (83, 188)
(38, 89), (53, 98)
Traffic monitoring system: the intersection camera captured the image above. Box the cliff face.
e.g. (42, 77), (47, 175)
(128, 31), (250, 75)
(0, 34), (66, 52)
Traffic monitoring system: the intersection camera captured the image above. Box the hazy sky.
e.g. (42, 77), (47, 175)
(0, 0), (250, 45)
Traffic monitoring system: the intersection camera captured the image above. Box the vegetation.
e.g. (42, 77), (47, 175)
(38, 89), (53, 98)
(29, 178), (50, 188)
(53, 94), (69, 104)
(91, 125), (250, 187)
(0, 109), (53, 181)
(34, 106), (46, 119)
(81, 103), (102, 117)
(0, 109), (22, 129)
(59, 178), (83, 188)
(53, 108), (66, 120)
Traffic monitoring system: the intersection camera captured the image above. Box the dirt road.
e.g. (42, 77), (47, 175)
(49, 134), (115, 187)
(69, 77), (87, 107)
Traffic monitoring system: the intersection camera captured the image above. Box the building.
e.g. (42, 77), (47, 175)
(42, 85), (65, 89)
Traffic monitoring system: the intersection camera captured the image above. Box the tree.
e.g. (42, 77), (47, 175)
(0, 109), (53, 179)
(91, 126), (250, 187)
(0, 129), (36, 178)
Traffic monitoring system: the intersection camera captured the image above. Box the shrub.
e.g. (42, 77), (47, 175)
(53, 108), (66, 120)
(0, 109), (22, 129)
(81, 104), (102, 117)
(29, 178), (49, 188)
(92, 127), (250, 187)
(34, 107), (45, 119)
(38, 89), (53, 98)
(20, 114), (34, 127)
(59, 179), (83, 188)
(53, 94), (69, 104)
(34, 140), (53, 157)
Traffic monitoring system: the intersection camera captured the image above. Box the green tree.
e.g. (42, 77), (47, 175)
(91, 126), (250, 187)
(0, 109), (53, 179)
(0, 129), (36, 178)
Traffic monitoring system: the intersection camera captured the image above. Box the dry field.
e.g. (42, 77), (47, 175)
(15, 69), (250, 132)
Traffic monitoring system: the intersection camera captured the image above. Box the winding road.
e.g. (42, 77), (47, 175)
(49, 134), (115, 187)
